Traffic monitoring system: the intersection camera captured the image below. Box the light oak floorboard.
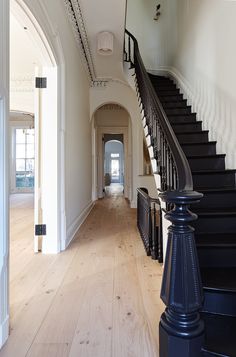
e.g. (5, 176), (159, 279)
(0, 192), (164, 357)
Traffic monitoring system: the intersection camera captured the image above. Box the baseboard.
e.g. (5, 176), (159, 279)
(64, 200), (94, 249)
(0, 315), (9, 349)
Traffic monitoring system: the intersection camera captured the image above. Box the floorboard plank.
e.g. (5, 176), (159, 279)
(0, 190), (163, 357)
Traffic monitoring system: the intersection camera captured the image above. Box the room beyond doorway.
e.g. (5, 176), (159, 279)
(105, 183), (124, 197)
(104, 139), (124, 184)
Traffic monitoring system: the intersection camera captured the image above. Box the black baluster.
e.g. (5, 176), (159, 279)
(151, 201), (158, 260)
(128, 36), (131, 62)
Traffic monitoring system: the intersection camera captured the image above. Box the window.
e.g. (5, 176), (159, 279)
(111, 159), (119, 177)
(111, 153), (120, 158)
(15, 128), (35, 189)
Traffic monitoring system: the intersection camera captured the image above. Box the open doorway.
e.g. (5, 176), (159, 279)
(104, 138), (124, 196)
(10, 0), (60, 254)
(92, 103), (132, 201)
(0, 0), (65, 347)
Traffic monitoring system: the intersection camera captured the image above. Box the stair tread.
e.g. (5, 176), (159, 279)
(201, 312), (236, 356)
(168, 112), (197, 116)
(180, 142), (217, 147)
(192, 169), (236, 174)
(199, 187), (236, 193)
(196, 208), (236, 215)
(172, 121), (203, 126)
(196, 233), (236, 247)
(176, 130), (209, 135)
(201, 267), (236, 291)
(187, 154), (226, 159)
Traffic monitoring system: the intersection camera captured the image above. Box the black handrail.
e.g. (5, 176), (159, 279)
(125, 29), (193, 192)
(125, 30), (205, 356)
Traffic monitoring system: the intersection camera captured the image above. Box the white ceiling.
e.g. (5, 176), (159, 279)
(78, 0), (127, 81)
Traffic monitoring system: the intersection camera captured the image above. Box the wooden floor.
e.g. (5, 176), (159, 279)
(0, 192), (164, 357)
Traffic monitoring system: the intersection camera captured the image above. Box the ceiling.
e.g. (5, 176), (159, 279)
(65, 0), (127, 83)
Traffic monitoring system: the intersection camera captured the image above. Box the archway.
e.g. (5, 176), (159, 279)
(91, 103), (132, 201)
(10, 0), (61, 254)
(104, 139), (124, 196)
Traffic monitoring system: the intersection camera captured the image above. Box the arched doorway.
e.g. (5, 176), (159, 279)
(10, 0), (62, 254)
(104, 139), (124, 196)
(91, 103), (132, 201)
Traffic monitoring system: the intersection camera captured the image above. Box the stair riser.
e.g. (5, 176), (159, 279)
(198, 247), (236, 268)
(195, 192), (236, 209)
(172, 122), (202, 133)
(193, 172), (236, 189)
(182, 144), (216, 157)
(153, 83), (176, 90)
(193, 216), (236, 234)
(165, 107), (192, 115)
(155, 89), (180, 96)
(203, 289), (236, 316)
(162, 101), (187, 109)
(177, 132), (209, 143)
(168, 114), (197, 124)
(159, 94), (183, 102)
(188, 157), (225, 171)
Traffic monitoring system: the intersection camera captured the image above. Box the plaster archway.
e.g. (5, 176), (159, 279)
(91, 102), (132, 201)
(10, 0), (66, 254)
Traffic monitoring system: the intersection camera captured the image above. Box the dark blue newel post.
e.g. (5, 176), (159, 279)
(159, 190), (204, 357)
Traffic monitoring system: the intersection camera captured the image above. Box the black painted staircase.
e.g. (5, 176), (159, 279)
(149, 73), (236, 357)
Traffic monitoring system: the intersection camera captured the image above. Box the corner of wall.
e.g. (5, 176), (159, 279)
(64, 200), (94, 250)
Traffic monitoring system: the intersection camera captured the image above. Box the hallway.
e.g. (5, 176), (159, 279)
(1, 194), (163, 357)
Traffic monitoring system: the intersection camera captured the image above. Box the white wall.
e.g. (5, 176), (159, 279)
(35, 0), (92, 249)
(126, 0), (176, 70)
(10, 13), (41, 113)
(166, 0), (236, 169)
(13, 0), (93, 250)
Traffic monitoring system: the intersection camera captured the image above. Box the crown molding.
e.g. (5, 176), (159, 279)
(64, 0), (106, 86)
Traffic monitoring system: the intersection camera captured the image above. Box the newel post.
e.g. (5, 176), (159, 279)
(159, 190), (204, 357)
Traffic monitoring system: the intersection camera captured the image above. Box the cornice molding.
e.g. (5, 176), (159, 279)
(64, 0), (131, 89)
(64, 0), (108, 87)
(64, 0), (95, 77)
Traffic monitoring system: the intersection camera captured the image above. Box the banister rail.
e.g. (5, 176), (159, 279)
(125, 29), (193, 192)
(125, 30), (205, 357)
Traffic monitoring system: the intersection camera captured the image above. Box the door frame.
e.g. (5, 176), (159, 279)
(97, 126), (129, 198)
(0, 0), (67, 348)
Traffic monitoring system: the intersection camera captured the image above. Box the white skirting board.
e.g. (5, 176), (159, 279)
(63, 201), (94, 250)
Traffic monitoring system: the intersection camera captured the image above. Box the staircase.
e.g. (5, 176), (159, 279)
(148, 73), (236, 357)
